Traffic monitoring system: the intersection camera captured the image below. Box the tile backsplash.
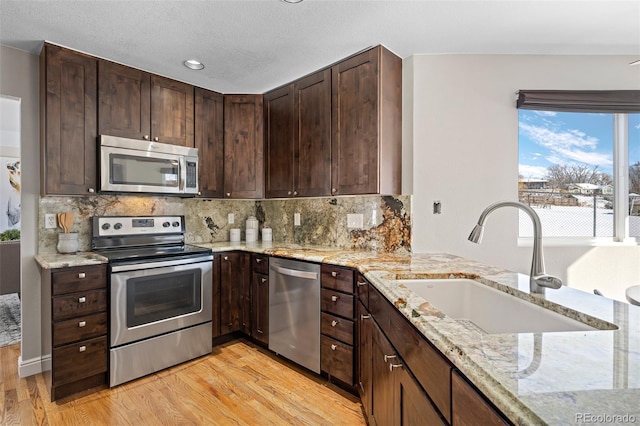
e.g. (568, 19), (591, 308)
(38, 194), (411, 254)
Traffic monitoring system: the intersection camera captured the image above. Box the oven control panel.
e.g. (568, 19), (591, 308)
(94, 216), (185, 237)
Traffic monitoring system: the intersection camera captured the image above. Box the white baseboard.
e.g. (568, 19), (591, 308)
(18, 354), (49, 378)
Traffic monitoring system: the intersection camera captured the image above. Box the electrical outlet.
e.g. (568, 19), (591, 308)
(347, 213), (364, 229)
(433, 201), (442, 214)
(294, 212), (301, 226)
(45, 214), (57, 229)
(228, 213), (234, 224)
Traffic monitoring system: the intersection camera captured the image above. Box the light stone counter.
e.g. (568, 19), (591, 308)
(34, 243), (640, 425)
(35, 252), (108, 269)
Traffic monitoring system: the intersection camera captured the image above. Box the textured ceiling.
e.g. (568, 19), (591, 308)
(1, 0), (639, 93)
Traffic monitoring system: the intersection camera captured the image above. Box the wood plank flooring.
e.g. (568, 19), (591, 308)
(1, 340), (365, 425)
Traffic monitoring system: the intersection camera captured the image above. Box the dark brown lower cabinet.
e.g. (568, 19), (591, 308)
(251, 270), (269, 345)
(452, 370), (508, 426)
(220, 252), (250, 335)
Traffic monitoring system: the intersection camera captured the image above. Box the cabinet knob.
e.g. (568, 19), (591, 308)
(384, 354), (396, 363)
(331, 320), (338, 327)
(79, 345), (86, 352)
(389, 363), (403, 372)
(331, 271), (338, 277)
(143, 135), (150, 140)
(197, 191), (202, 196)
(331, 344), (337, 351)
(331, 295), (339, 302)
(357, 281), (367, 287)
(256, 258), (262, 263)
(87, 188), (95, 193)
(261, 277), (267, 283)
(293, 191), (298, 196)
(78, 296), (86, 303)
(332, 188), (337, 194)
(78, 321), (86, 328)
(360, 314), (371, 320)
(226, 192), (231, 197)
(153, 137), (159, 142)
(78, 273), (86, 279)
(287, 191), (292, 195)
(223, 256), (229, 261)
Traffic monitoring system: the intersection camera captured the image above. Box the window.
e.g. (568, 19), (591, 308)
(517, 90), (640, 242)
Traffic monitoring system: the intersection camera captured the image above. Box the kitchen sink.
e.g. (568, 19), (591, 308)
(399, 278), (608, 334)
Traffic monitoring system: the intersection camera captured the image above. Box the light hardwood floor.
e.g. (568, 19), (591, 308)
(1, 340), (366, 425)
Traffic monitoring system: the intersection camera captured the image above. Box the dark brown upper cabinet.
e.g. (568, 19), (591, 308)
(331, 45), (402, 195)
(223, 94), (264, 199)
(264, 69), (332, 198)
(195, 88), (224, 197)
(98, 61), (194, 147)
(40, 44), (98, 196)
(264, 84), (295, 198)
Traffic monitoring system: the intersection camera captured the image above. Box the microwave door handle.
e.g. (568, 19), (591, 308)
(179, 156), (186, 192)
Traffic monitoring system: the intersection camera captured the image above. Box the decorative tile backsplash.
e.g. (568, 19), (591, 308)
(38, 194), (412, 253)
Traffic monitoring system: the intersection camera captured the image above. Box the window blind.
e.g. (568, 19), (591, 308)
(516, 90), (640, 113)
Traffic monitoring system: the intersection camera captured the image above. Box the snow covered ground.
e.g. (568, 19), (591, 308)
(518, 205), (640, 237)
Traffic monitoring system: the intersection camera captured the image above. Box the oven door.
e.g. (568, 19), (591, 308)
(110, 255), (213, 347)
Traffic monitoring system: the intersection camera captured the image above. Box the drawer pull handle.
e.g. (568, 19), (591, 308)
(331, 271), (338, 277)
(78, 273), (86, 279)
(331, 344), (337, 351)
(79, 346), (86, 352)
(224, 256), (229, 261)
(357, 281), (367, 287)
(331, 320), (338, 327)
(261, 278), (267, 283)
(256, 258), (262, 263)
(384, 354), (396, 363)
(78, 321), (86, 328)
(389, 363), (403, 372)
(331, 295), (339, 302)
(360, 314), (371, 320)
(78, 297), (86, 303)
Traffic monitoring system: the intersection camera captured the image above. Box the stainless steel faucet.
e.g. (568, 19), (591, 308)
(468, 201), (562, 294)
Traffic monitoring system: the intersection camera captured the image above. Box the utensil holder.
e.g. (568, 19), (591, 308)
(57, 233), (79, 254)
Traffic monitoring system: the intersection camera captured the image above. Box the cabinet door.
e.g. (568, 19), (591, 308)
(251, 271), (269, 345)
(370, 317), (397, 426)
(294, 69), (332, 197)
(150, 75), (195, 146)
(264, 84), (295, 198)
(195, 88), (224, 197)
(357, 301), (373, 423)
(211, 254), (221, 339)
(98, 60), (151, 141)
(398, 367), (446, 426)
(41, 44), (97, 195)
(452, 370), (508, 426)
(224, 94), (264, 198)
(220, 252), (248, 334)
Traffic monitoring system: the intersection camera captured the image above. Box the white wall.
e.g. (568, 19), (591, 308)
(0, 44), (41, 375)
(407, 54), (640, 302)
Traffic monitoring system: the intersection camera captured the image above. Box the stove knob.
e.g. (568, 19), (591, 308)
(163, 222), (171, 228)
(101, 223), (111, 230)
(172, 221), (180, 227)
(114, 223), (123, 230)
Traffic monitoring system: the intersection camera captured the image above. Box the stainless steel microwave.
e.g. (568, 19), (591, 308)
(99, 135), (199, 195)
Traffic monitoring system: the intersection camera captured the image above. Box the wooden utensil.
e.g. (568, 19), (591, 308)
(64, 212), (74, 233)
(57, 213), (66, 233)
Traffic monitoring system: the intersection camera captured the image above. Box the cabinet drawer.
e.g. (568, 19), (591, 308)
(321, 335), (353, 385)
(53, 312), (107, 347)
(321, 289), (354, 319)
(321, 265), (354, 293)
(321, 312), (354, 345)
(52, 289), (107, 321)
(52, 336), (108, 386)
(252, 254), (269, 274)
(52, 265), (107, 295)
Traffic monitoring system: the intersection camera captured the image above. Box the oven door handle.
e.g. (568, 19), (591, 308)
(111, 254), (213, 272)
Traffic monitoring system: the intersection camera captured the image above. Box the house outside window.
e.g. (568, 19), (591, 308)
(517, 90), (640, 243)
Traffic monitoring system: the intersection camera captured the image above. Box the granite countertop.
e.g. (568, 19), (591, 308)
(35, 242), (640, 424)
(35, 252), (108, 269)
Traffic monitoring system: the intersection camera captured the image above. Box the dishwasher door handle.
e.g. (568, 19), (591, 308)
(271, 265), (319, 280)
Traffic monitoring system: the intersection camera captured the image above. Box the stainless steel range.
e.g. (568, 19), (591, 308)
(92, 215), (213, 387)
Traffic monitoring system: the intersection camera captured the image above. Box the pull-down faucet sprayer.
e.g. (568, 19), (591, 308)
(468, 201), (562, 294)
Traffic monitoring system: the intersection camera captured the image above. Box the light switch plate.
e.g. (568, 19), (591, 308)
(347, 213), (364, 229)
(228, 213), (234, 224)
(294, 212), (301, 226)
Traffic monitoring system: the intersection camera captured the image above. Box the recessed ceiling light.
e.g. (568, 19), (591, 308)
(282, 0), (304, 3)
(183, 59), (205, 70)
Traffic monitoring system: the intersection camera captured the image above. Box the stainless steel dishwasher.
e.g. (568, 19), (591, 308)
(269, 257), (321, 373)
